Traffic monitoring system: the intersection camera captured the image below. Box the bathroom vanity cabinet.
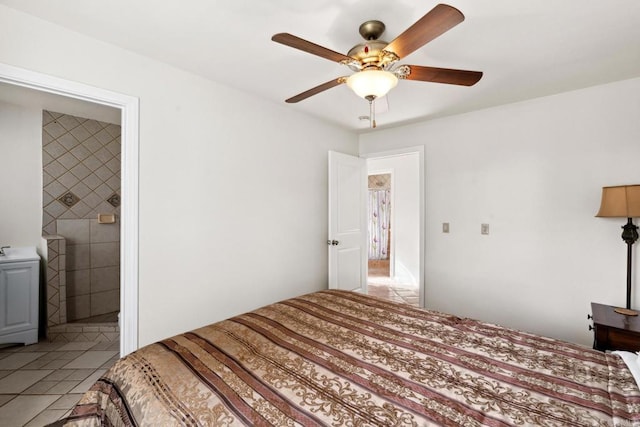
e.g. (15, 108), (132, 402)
(0, 247), (40, 345)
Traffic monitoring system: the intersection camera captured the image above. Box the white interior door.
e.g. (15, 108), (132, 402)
(328, 151), (367, 292)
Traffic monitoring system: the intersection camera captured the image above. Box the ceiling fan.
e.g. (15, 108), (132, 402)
(272, 3), (482, 127)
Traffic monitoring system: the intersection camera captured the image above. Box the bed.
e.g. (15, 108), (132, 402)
(54, 290), (640, 426)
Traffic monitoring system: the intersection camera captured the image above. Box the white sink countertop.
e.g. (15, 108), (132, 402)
(0, 247), (40, 264)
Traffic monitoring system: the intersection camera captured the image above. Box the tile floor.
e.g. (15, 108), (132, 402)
(368, 259), (420, 306)
(367, 260), (420, 306)
(367, 282), (420, 305)
(70, 311), (119, 324)
(0, 340), (119, 426)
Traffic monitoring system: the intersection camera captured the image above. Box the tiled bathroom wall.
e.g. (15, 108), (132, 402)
(58, 219), (120, 320)
(41, 111), (121, 323)
(45, 236), (67, 327)
(42, 111), (121, 233)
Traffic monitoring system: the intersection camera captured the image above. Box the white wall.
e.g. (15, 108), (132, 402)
(0, 6), (359, 346)
(360, 77), (640, 346)
(367, 154), (420, 285)
(0, 101), (42, 248)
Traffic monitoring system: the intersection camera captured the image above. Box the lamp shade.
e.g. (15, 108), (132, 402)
(346, 69), (398, 99)
(596, 185), (640, 218)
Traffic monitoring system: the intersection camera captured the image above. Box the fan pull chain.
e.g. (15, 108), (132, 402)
(369, 98), (377, 129)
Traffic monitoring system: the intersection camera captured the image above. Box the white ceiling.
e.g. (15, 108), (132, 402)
(2, 0), (640, 132)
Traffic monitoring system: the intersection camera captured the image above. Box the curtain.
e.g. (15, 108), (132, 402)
(368, 189), (391, 260)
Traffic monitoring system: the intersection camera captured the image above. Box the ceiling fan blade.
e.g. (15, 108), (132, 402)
(285, 78), (347, 103)
(403, 65), (482, 86)
(272, 33), (353, 63)
(384, 4), (465, 59)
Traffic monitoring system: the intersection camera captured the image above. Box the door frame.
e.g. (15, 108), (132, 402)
(361, 146), (425, 307)
(0, 62), (139, 356)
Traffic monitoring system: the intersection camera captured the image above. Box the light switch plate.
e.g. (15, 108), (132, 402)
(442, 222), (450, 233)
(481, 223), (489, 235)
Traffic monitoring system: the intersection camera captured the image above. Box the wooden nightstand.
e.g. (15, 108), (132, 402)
(590, 302), (640, 352)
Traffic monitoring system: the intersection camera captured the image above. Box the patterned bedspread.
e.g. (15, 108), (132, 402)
(57, 290), (640, 426)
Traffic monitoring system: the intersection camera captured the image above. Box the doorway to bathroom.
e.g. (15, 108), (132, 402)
(0, 63), (139, 355)
(365, 150), (422, 307)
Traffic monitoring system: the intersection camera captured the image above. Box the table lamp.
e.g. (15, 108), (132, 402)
(596, 185), (640, 316)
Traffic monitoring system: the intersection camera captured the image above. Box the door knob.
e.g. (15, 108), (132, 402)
(327, 240), (340, 246)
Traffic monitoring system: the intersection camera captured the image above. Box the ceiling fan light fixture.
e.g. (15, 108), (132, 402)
(346, 69), (398, 99)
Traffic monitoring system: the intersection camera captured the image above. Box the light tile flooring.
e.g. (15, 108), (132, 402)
(368, 259), (420, 306)
(0, 340), (119, 427)
(70, 312), (119, 324)
(368, 282), (420, 305)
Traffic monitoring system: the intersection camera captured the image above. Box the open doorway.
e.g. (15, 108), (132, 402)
(0, 63), (139, 356)
(365, 151), (422, 306)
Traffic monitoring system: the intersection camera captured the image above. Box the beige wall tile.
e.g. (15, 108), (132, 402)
(90, 242), (119, 268)
(90, 219), (120, 243)
(66, 244), (90, 271)
(56, 219), (90, 244)
(90, 289), (119, 316)
(91, 266), (119, 293)
(67, 269), (90, 297)
(67, 295), (90, 321)
(43, 222), (57, 235)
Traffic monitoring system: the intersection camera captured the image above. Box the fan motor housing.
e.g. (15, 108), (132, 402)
(347, 40), (389, 67)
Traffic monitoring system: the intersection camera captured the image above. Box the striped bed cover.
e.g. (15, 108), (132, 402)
(55, 290), (640, 426)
